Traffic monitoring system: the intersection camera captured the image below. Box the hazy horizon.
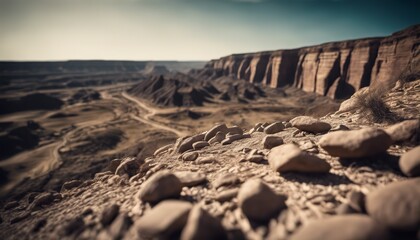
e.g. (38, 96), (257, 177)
(1, 0), (419, 61)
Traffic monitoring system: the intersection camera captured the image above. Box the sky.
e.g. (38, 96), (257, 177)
(0, 0), (419, 61)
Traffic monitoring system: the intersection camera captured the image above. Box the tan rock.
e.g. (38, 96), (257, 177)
(138, 171), (182, 203)
(319, 128), (392, 158)
(263, 135), (284, 149)
(208, 131), (225, 144)
(268, 144), (331, 173)
(227, 126), (243, 135)
(385, 119), (420, 143)
(135, 200), (192, 239)
(290, 116), (331, 133)
(264, 122), (285, 134)
(177, 133), (205, 153)
(238, 179), (287, 222)
(289, 215), (390, 240)
(192, 141), (209, 150)
(180, 206), (227, 240)
(213, 173), (240, 189)
(221, 134), (251, 145)
(182, 152), (199, 161)
(204, 123), (228, 141)
(154, 144), (174, 156)
(399, 146), (420, 177)
(115, 157), (143, 177)
(366, 178), (420, 231)
(174, 171), (207, 187)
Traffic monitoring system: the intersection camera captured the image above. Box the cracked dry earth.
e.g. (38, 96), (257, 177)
(1, 81), (420, 240)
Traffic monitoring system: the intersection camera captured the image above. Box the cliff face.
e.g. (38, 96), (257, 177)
(206, 25), (419, 99)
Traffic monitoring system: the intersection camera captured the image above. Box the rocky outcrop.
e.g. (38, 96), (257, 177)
(205, 25), (419, 99)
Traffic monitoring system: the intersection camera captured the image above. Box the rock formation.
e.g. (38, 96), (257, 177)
(204, 25), (419, 99)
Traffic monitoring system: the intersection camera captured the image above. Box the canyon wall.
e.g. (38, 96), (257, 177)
(206, 25), (419, 99)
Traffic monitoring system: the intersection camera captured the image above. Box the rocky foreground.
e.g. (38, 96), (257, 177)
(0, 81), (419, 240)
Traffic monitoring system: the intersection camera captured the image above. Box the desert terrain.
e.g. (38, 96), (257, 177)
(0, 24), (419, 240)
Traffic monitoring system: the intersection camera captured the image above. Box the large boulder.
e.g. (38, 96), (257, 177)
(319, 128), (392, 158)
(365, 178), (420, 231)
(290, 116), (331, 134)
(268, 144), (331, 173)
(289, 215), (390, 240)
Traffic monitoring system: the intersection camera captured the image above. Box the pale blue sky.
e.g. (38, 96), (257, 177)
(0, 0), (419, 61)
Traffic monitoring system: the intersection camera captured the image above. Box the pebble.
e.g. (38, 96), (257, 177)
(100, 204), (120, 226)
(174, 171), (207, 187)
(399, 146), (420, 177)
(290, 116), (331, 133)
(204, 123), (229, 141)
(196, 156), (218, 164)
(192, 141), (210, 150)
(61, 180), (83, 191)
(268, 144), (331, 173)
(365, 178), (420, 231)
(182, 152), (199, 161)
(154, 144), (174, 156)
(180, 205), (228, 240)
(319, 128), (393, 158)
(178, 133), (205, 153)
(135, 200), (192, 239)
(208, 131), (226, 144)
(264, 122), (285, 134)
(227, 126), (244, 135)
(138, 171), (183, 203)
(237, 179), (287, 222)
(289, 215), (390, 240)
(263, 136), (284, 149)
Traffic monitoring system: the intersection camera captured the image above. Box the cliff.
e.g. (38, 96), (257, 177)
(205, 25), (420, 99)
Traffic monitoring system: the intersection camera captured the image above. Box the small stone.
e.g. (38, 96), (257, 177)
(319, 128), (392, 158)
(4, 201), (19, 210)
(227, 126), (244, 135)
(29, 192), (54, 210)
(192, 141), (210, 150)
(154, 144), (174, 156)
(205, 123), (229, 141)
(268, 144), (331, 173)
(263, 136), (284, 149)
(62, 217), (85, 236)
(346, 191), (365, 213)
(135, 200), (192, 239)
(365, 178), (420, 231)
(182, 152), (199, 161)
(178, 134), (205, 153)
(196, 156), (218, 164)
(246, 154), (265, 163)
(290, 116), (331, 134)
(215, 188), (239, 202)
(174, 171), (207, 187)
(264, 122), (285, 134)
(238, 179), (287, 222)
(115, 157), (143, 177)
(221, 134), (251, 145)
(213, 173), (240, 189)
(138, 171), (183, 203)
(100, 204), (120, 226)
(385, 119), (420, 143)
(181, 205), (228, 240)
(399, 146), (420, 177)
(208, 132), (225, 144)
(289, 215), (390, 240)
(61, 180), (83, 191)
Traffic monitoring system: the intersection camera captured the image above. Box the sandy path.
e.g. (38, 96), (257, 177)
(121, 92), (189, 137)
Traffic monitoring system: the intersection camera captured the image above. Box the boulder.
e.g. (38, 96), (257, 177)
(238, 179), (287, 222)
(135, 200), (192, 239)
(268, 144), (331, 173)
(289, 215), (390, 240)
(365, 178), (420, 231)
(319, 128), (392, 158)
(138, 171), (182, 203)
(385, 119), (420, 143)
(290, 116), (331, 134)
(180, 206), (228, 240)
(399, 146), (420, 177)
